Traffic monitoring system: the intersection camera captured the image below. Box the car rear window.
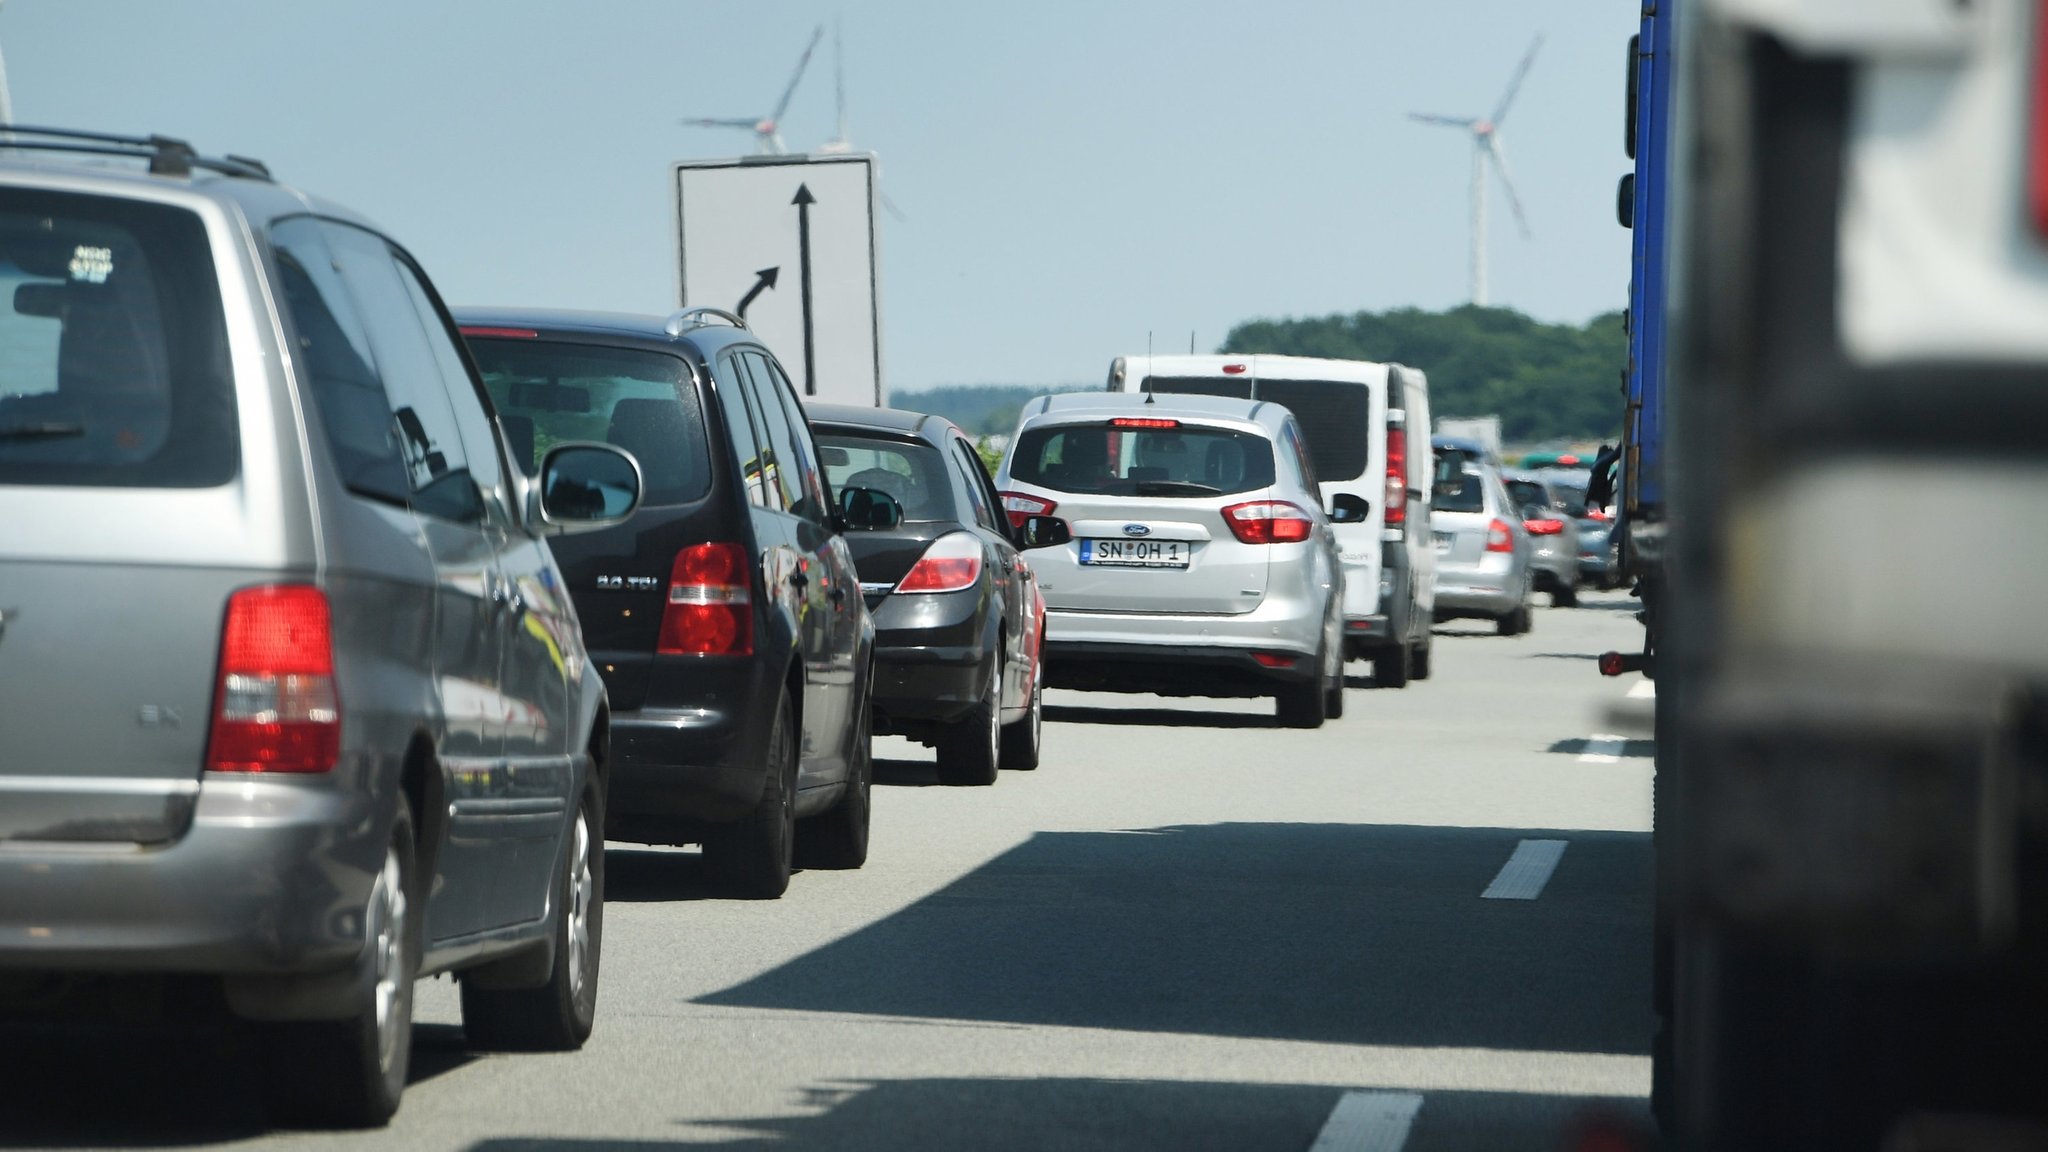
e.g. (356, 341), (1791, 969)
(1433, 449), (1491, 514)
(468, 339), (709, 506)
(815, 430), (958, 522)
(1506, 479), (1558, 514)
(0, 188), (236, 488)
(1140, 376), (1371, 482)
(1009, 422), (1276, 497)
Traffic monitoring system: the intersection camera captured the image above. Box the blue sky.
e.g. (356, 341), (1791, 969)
(3, 1), (1637, 392)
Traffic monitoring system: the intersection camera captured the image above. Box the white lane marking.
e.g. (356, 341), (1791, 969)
(1481, 839), (1569, 900)
(1627, 679), (1656, 699)
(1579, 734), (1628, 764)
(1308, 1090), (1424, 1152)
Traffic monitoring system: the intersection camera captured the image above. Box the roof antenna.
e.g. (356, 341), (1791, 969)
(1145, 331), (1156, 403)
(1189, 331), (1196, 354)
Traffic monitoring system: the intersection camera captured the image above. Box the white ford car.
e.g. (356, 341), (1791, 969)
(995, 393), (1346, 727)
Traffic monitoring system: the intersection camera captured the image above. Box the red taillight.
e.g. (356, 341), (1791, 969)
(659, 543), (753, 655)
(1585, 508), (1613, 522)
(1384, 425), (1407, 527)
(1525, 518), (1566, 536)
(1485, 518), (1515, 552)
(1222, 363), (1248, 375)
(1001, 491), (1056, 530)
(206, 585), (340, 774)
(1251, 652), (1299, 668)
(458, 326), (539, 339)
(1109, 417), (1180, 429)
(2032, 0), (2048, 234)
(1557, 454), (1581, 466)
(1599, 651), (1628, 677)
(896, 532), (983, 594)
(1223, 500), (1315, 544)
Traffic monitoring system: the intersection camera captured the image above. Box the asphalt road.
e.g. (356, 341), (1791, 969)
(5, 590), (1658, 1152)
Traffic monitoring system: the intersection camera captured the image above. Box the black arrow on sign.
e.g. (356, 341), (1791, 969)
(736, 266), (779, 321)
(791, 183), (818, 396)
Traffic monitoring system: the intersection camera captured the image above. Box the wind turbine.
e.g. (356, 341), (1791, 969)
(680, 24), (824, 156)
(1410, 34), (1543, 307)
(812, 20), (907, 222)
(0, 0), (15, 130)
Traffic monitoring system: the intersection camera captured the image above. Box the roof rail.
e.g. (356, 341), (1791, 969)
(0, 125), (272, 181)
(664, 307), (748, 337)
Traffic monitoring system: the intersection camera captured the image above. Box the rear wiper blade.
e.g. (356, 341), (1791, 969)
(0, 422), (86, 442)
(1133, 480), (1222, 496)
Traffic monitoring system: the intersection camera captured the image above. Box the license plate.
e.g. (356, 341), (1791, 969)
(1079, 538), (1190, 568)
(1433, 531), (1455, 553)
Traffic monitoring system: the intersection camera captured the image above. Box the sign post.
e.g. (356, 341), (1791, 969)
(673, 153), (884, 406)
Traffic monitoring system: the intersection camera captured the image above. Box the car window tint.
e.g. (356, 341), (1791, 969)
(1142, 376), (1252, 400)
(1009, 423), (1276, 497)
(471, 340), (710, 506)
(1254, 379), (1371, 482)
(1432, 448), (1488, 513)
(1506, 479), (1553, 514)
(272, 218), (410, 506)
(752, 352), (831, 524)
(1280, 421), (1317, 493)
(736, 350), (805, 516)
(817, 431), (958, 522)
(715, 352), (772, 508)
(389, 251), (504, 507)
(0, 188), (236, 488)
(949, 438), (1000, 531)
(318, 221), (482, 524)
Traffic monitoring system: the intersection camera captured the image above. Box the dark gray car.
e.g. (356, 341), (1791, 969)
(0, 131), (640, 1127)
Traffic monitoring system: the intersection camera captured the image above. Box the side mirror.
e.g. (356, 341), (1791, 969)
(1617, 172), (1636, 229)
(536, 442), (642, 534)
(839, 485), (904, 531)
(1329, 493), (1371, 524)
(1017, 515), (1071, 550)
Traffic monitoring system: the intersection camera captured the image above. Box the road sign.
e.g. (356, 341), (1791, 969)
(673, 153), (884, 405)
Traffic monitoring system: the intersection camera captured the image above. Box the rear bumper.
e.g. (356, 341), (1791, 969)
(1043, 640), (1318, 696)
(607, 657), (778, 832)
(0, 778), (377, 976)
(1436, 554), (1524, 618)
(872, 642), (988, 728)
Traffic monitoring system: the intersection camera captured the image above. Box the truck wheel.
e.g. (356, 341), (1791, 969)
(462, 785), (603, 1050)
(263, 797), (419, 1128)
(707, 690), (796, 898)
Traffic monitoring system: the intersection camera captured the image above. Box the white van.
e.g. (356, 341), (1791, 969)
(1106, 354), (1435, 685)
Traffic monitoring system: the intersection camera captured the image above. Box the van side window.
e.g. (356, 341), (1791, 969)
(750, 351), (832, 525)
(388, 247), (506, 516)
(714, 352), (771, 508)
(1280, 421), (1318, 493)
(737, 350), (808, 518)
(948, 438), (1000, 531)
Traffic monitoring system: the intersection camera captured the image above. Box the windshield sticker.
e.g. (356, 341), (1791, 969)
(69, 245), (114, 283)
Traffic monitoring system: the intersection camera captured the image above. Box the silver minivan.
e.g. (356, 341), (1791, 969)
(0, 132), (639, 1126)
(996, 393), (1345, 727)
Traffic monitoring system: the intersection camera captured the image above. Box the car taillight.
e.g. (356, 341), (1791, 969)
(896, 532), (983, 594)
(1485, 518), (1516, 552)
(1251, 651), (1299, 668)
(206, 585), (340, 773)
(1223, 500), (1315, 544)
(1525, 518), (1565, 536)
(1384, 425), (1407, 527)
(2032, 0), (2048, 235)
(1585, 508), (1613, 522)
(458, 326), (539, 339)
(1001, 491), (1056, 530)
(1109, 417), (1180, 429)
(659, 543), (753, 655)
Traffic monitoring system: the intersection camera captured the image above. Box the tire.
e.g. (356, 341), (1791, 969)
(937, 654), (1001, 786)
(1323, 635), (1346, 718)
(706, 690), (796, 899)
(1553, 581), (1580, 609)
(799, 700), (871, 869)
(1411, 639), (1433, 681)
(1372, 644), (1411, 689)
(1000, 668), (1042, 771)
(262, 797), (418, 1128)
(1275, 643), (1328, 729)
(1497, 597), (1532, 637)
(461, 785), (604, 1050)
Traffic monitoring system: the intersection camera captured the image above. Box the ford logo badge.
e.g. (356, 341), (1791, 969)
(1122, 523), (1151, 537)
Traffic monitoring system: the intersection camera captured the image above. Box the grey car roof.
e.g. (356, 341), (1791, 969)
(803, 402), (957, 441)
(1021, 391), (1281, 430)
(1, 152), (385, 236)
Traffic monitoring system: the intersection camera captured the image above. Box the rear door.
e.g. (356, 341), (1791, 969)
(0, 188), (249, 845)
(1010, 418), (1275, 615)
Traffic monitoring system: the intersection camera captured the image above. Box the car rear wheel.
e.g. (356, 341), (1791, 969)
(1276, 644), (1328, 729)
(707, 689), (796, 898)
(1411, 638), (1434, 681)
(262, 797), (418, 1128)
(937, 657), (1001, 786)
(1497, 601), (1533, 637)
(1372, 643), (1411, 689)
(799, 698), (871, 869)
(461, 786), (603, 1050)
(1000, 668), (1042, 771)
(1553, 581), (1580, 608)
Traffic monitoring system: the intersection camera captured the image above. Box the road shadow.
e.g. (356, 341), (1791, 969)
(605, 847), (723, 903)
(696, 822), (1653, 1056)
(460, 1078), (1652, 1152)
(0, 1002), (477, 1145)
(1042, 704), (1278, 729)
(1546, 737), (1656, 759)
(872, 756), (942, 787)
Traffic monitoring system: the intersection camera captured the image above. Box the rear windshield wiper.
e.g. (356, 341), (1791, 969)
(1133, 480), (1222, 497)
(0, 422), (86, 442)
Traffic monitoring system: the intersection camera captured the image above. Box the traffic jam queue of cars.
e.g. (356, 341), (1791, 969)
(0, 131), (1599, 1127)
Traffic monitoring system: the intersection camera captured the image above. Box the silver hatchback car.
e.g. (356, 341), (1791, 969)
(1430, 436), (1535, 635)
(0, 132), (640, 1127)
(995, 393), (1346, 727)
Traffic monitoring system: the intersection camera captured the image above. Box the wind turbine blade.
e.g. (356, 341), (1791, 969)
(833, 19), (847, 144)
(879, 189), (907, 223)
(771, 23), (826, 127)
(681, 117), (765, 129)
(1490, 33), (1545, 126)
(1409, 112), (1477, 128)
(1486, 135), (1532, 239)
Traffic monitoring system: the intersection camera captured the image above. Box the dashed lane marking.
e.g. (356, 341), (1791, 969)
(1578, 734), (1627, 764)
(1481, 839), (1569, 900)
(1308, 1090), (1424, 1152)
(1627, 679), (1655, 699)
